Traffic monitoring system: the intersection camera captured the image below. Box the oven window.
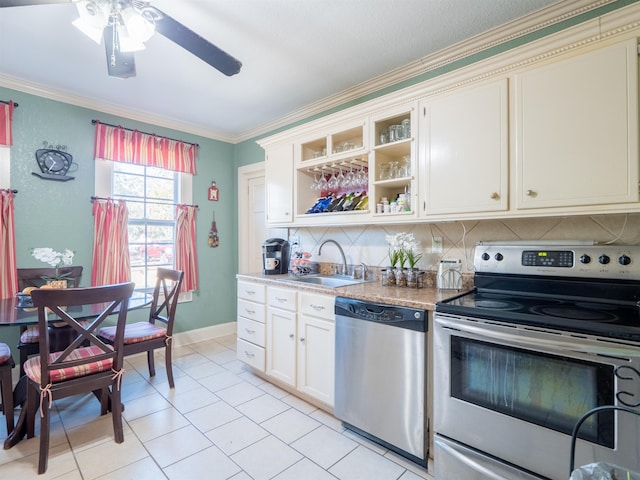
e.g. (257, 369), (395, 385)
(450, 336), (615, 447)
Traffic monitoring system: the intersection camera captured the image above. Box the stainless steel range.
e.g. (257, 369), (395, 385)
(433, 242), (640, 480)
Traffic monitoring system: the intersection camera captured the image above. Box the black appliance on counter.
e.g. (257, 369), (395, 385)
(262, 238), (290, 275)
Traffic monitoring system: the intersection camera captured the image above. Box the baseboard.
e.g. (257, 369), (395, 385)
(172, 321), (237, 348)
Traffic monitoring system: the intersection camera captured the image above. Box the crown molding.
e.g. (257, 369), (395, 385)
(242, 0), (614, 143)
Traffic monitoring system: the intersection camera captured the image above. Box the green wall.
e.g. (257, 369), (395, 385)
(1, 86), (238, 337)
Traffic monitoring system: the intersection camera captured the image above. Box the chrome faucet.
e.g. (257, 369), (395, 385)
(318, 239), (349, 276)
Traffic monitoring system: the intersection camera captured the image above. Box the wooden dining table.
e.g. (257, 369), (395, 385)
(0, 290), (152, 449)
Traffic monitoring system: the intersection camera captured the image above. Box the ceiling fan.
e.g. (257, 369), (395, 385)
(1, 0), (243, 79)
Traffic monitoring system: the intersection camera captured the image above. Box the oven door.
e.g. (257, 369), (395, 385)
(433, 313), (640, 480)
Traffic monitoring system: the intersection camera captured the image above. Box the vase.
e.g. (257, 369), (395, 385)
(381, 267), (396, 286)
(395, 267), (407, 287)
(407, 268), (419, 288)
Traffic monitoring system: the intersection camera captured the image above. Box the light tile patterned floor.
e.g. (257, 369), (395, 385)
(0, 334), (434, 479)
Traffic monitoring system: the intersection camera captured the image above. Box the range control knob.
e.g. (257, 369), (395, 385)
(599, 255), (610, 265)
(481, 253), (490, 261)
(579, 254), (591, 264)
(495, 253), (504, 261)
(619, 254), (631, 266)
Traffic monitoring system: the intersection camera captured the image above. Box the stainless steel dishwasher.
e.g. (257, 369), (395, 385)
(334, 297), (428, 467)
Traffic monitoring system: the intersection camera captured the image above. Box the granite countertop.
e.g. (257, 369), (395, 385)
(237, 272), (471, 310)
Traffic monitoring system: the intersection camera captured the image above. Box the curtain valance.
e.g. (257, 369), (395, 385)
(0, 101), (15, 147)
(93, 121), (197, 175)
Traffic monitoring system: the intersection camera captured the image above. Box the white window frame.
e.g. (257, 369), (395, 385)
(95, 159), (193, 300)
(0, 147), (10, 189)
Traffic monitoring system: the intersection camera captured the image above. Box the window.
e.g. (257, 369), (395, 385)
(95, 159), (192, 289)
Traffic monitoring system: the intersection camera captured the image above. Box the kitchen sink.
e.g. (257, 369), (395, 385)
(284, 275), (367, 288)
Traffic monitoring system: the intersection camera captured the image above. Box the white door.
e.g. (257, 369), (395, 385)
(238, 163), (288, 274)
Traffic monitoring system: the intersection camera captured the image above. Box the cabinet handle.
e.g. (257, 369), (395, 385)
(245, 328), (255, 334)
(244, 350), (255, 358)
(246, 290), (256, 295)
(490, 192), (500, 200)
(289, 333), (295, 339)
(310, 304), (325, 311)
(526, 189), (537, 197)
(276, 297), (288, 303)
(300, 337), (305, 343)
(245, 309), (255, 315)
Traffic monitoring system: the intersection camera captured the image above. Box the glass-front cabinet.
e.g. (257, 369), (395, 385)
(370, 104), (418, 220)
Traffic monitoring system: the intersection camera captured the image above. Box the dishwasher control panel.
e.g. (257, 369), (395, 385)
(335, 297), (426, 332)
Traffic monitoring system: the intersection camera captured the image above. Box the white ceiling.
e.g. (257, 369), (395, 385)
(0, 0), (560, 142)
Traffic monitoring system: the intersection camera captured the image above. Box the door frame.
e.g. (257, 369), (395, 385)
(238, 162), (265, 273)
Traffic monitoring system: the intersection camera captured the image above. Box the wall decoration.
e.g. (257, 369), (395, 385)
(32, 141), (76, 181)
(208, 211), (219, 248)
(208, 181), (219, 201)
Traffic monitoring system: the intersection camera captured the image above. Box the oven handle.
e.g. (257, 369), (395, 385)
(435, 315), (638, 359)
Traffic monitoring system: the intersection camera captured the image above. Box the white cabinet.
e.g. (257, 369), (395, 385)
(370, 104), (418, 220)
(420, 79), (508, 215)
(297, 292), (335, 406)
(258, 284), (335, 406)
(514, 39), (639, 210)
(265, 142), (294, 224)
(266, 287), (297, 386)
(236, 281), (267, 371)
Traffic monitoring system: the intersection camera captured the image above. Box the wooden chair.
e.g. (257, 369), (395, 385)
(25, 282), (135, 474)
(0, 342), (15, 436)
(99, 268), (184, 388)
(17, 267), (84, 376)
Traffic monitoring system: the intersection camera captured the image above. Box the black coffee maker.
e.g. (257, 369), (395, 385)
(262, 238), (290, 275)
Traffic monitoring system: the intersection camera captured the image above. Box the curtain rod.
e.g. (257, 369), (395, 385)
(1, 189), (18, 193)
(1, 100), (18, 107)
(91, 120), (199, 147)
(91, 196), (198, 209)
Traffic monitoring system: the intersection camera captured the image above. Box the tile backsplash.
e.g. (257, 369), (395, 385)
(290, 213), (640, 274)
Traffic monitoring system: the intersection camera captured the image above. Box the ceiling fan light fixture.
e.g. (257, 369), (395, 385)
(121, 6), (155, 43)
(72, 17), (104, 44)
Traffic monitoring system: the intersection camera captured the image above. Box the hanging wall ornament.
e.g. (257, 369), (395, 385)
(208, 211), (219, 247)
(208, 181), (219, 201)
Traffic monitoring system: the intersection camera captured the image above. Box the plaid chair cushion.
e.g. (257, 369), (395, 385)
(20, 321), (92, 344)
(0, 342), (11, 364)
(99, 322), (167, 345)
(23, 345), (114, 384)
(20, 326), (40, 344)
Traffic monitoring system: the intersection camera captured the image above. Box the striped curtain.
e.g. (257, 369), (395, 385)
(93, 121), (197, 175)
(0, 101), (14, 146)
(91, 199), (131, 286)
(175, 205), (198, 292)
(0, 190), (18, 298)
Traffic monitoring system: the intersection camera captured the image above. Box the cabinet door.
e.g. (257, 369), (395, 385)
(515, 39), (638, 209)
(297, 314), (335, 406)
(266, 307), (297, 386)
(421, 79), (508, 215)
(265, 142), (294, 224)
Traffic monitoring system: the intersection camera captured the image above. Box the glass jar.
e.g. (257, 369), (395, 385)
(381, 267), (396, 286)
(399, 155), (410, 178)
(407, 268), (419, 288)
(379, 164), (390, 181)
(395, 267), (407, 287)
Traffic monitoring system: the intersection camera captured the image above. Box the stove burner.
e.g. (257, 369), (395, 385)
(530, 305), (618, 322)
(475, 299), (521, 310)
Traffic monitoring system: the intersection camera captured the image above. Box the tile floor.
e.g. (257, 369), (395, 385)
(0, 334), (434, 479)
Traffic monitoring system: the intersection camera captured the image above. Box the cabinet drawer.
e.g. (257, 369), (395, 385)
(237, 316), (266, 347)
(238, 281), (266, 303)
(299, 292), (335, 321)
(237, 298), (266, 323)
(237, 338), (265, 371)
(267, 286), (297, 311)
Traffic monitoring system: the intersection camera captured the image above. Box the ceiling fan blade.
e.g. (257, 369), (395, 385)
(153, 9), (242, 77)
(104, 25), (136, 78)
(0, 0), (69, 6)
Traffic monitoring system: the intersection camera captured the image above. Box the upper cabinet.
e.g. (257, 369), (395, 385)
(370, 104), (418, 220)
(514, 39), (639, 210)
(420, 80), (508, 215)
(265, 142), (294, 224)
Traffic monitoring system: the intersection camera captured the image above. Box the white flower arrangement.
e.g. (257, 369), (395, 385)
(31, 247), (75, 280)
(385, 233), (422, 269)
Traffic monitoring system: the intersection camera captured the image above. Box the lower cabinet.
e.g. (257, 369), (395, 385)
(264, 286), (336, 407)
